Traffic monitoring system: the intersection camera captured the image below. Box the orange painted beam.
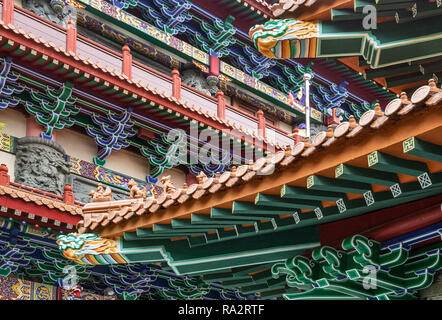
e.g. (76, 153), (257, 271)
(99, 106), (442, 238)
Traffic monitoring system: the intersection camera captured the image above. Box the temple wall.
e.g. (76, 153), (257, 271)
(104, 149), (150, 182)
(55, 128), (97, 162)
(277, 121), (292, 134)
(56, 128), (150, 182)
(0, 109), (27, 138)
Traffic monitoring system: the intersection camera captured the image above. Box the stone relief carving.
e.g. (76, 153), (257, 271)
(14, 137), (71, 195)
(68, 175), (129, 204)
(22, 0), (77, 28)
(181, 64), (218, 97)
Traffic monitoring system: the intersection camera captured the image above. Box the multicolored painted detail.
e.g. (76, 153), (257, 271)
(0, 57), (25, 110)
(249, 19), (319, 59)
(60, 0), (85, 8)
(77, 12), (181, 70)
(50, 0), (67, 13)
(220, 83), (294, 125)
(0, 133), (14, 153)
(161, 277), (209, 299)
(79, 0), (209, 64)
(109, 0), (137, 10)
(140, 130), (187, 178)
(276, 62), (314, 95)
(272, 234), (441, 300)
(56, 233), (126, 265)
(189, 15), (236, 58)
(311, 81), (349, 113)
(227, 45), (276, 80)
(189, 149), (232, 177)
(140, 0), (192, 36)
(251, 18), (442, 68)
(69, 156), (158, 197)
(220, 61), (322, 122)
(24, 82), (79, 140)
(0, 276), (58, 300)
(346, 101), (374, 121)
(85, 109), (137, 166)
(0, 218), (249, 300)
(77, 0), (322, 121)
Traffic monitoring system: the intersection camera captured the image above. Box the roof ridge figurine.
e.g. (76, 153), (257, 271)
(160, 175), (177, 195)
(88, 183), (112, 202)
(128, 178), (146, 199)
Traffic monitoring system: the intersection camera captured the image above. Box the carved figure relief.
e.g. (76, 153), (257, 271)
(70, 176), (129, 204)
(181, 64), (218, 97)
(22, 0), (77, 28)
(14, 137), (70, 195)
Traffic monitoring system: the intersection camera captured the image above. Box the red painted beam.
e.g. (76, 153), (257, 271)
(0, 195), (82, 225)
(319, 194), (442, 248)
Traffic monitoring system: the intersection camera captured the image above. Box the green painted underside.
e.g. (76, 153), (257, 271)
(318, 17), (442, 68)
(119, 226), (320, 275)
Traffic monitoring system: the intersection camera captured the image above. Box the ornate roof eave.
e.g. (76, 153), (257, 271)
(249, 17), (442, 69)
(0, 21), (281, 151)
(74, 80), (442, 239)
(0, 182), (83, 231)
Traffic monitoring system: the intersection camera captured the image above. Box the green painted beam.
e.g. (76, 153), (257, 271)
(386, 71), (442, 88)
(368, 151), (429, 176)
(307, 175), (372, 194)
(281, 185), (347, 201)
(211, 208), (278, 221)
(403, 137), (442, 163)
(240, 278), (287, 294)
(335, 163), (399, 186)
(364, 63), (420, 80)
(232, 201), (298, 216)
(222, 277), (254, 288)
(153, 224), (219, 234)
(355, 1), (414, 11)
(191, 213), (255, 226)
(171, 218), (235, 229)
(255, 193), (322, 210)
(136, 227), (206, 237)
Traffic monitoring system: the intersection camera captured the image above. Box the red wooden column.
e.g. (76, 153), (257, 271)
(2, 0), (14, 25)
(257, 109), (266, 138)
(172, 69), (181, 100)
(216, 91), (225, 119)
(0, 164), (10, 186)
(122, 45), (132, 80)
(66, 18), (77, 54)
(209, 55), (220, 77)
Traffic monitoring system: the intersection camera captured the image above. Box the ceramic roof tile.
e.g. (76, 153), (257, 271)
(75, 79), (442, 233)
(0, 184), (83, 216)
